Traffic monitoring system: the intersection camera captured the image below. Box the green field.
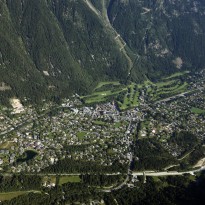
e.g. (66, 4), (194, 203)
(81, 81), (128, 104)
(191, 107), (205, 114)
(77, 131), (87, 140)
(42, 176), (56, 185)
(0, 191), (41, 201)
(93, 120), (107, 126)
(81, 72), (190, 110)
(114, 122), (121, 128)
(164, 71), (190, 79)
(0, 141), (16, 149)
(155, 80), (176, 88)
(150, 81), (188, 101)
(94, 81), (120, 90)
(58, 176), (81, 186)
(117, 83), (141, 110)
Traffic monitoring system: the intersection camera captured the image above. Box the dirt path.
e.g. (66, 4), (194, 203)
(193, 157), (205, 168)
(83, 0), (100, 16)
(164, 164), (179, 171)
(178, 148), (196, 161)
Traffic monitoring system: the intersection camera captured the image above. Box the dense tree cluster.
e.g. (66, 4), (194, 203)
(108, 0), (205, 80)
(1, 173), (205, 205)
(42, 158), (127, 174)
(0, 0), (130, 104)
(133, 138), (177, 170)
(0, 175), (42, 192)
(169, 131), (199, 157)
(112, 173), (205, 205)
(81, 174), (124, 187)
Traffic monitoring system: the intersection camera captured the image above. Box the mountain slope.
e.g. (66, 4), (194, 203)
(107, 0), (205, 79)
(0, 0), (205, 104)
(0, 0), (130, 104)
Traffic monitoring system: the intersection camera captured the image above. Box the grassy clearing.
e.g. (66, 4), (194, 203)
(93, 120), (107, 126)
(83, 97), (105, 104)
(156, 82), (187, 95)
(42, 176), (56, 185)
(164, 71), (190, 79)
(155, 80), (176, 88)
(94, 81), (120, 90)
(156, 83), (181, 92)
(191, 107), (205, 114)
(114, 122), (121, 128)
(132, 79), (187, 107)
(77, 131), (87, 140)
(81, 71), (190, 110)
(81, 81), (124, 104)
(0, 141), (16, 149)
(58, 176), (81, 186)
(133, 91), (140, 106)
(82, 80), (149, 109)
(118, 84), (140, 110)
(151, 81), (188, 101)
(0, 191), (41, 201)
(82, 87), (126, 104)
(121, 93), (129, 110)
(150, 176), (169, 187)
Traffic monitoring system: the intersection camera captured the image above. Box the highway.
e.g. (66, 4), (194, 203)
(132, 166), (205, 177)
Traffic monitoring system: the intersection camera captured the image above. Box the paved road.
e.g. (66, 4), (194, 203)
(132, 166), (205, 177)
(110, 121), (134, 191)
(101, 166), (205, 192)
(2, 172), (122, 177)
(111, 170), (131, 191)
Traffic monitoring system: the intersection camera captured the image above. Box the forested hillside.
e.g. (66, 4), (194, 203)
(0, 0), (129, 104)
(0, 0), (205, 104)
(107, 0), (205, 79)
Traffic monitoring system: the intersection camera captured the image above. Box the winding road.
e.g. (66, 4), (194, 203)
(83, 0), (134, 77)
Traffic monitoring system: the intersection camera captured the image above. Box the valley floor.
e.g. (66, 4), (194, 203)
(0, 70), (205, 203)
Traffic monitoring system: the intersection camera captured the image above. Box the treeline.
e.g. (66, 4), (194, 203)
(42, 158), (127, 174)
(1, 182), (103, 205)
(1, 173), (205, 204)
(169, 131), (199, 157)
(133, 138), (177, 170)
(188, 145), (205, 165)
(81, 174), (124, 187)
(0, 0), (132, 106)
(179, 145), (205, 170)
(0, 175), (42, 192)
(108, 0), (205, 78)
(109, 173), (205, 205)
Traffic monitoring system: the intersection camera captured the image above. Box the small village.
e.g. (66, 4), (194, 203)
(0, 99), (137, 173)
